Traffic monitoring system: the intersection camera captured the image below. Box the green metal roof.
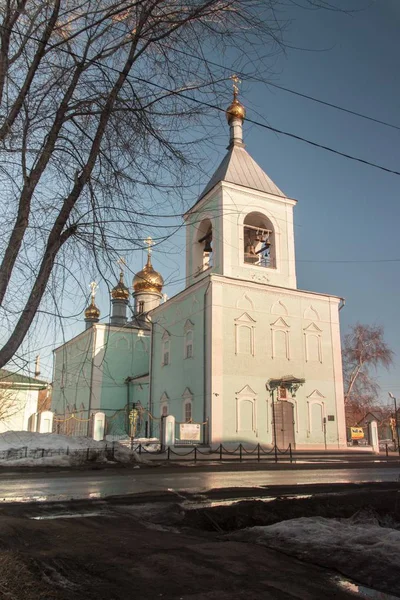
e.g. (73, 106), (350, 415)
(0, 368), (48, 388)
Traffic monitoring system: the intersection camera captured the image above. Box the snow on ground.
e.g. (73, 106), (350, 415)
(0, 431), (153, 467)
(229, 514), (400, 596)
(0, 431), (107, 451)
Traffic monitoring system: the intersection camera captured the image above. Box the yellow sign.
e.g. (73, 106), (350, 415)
(350, 427), (364, 440)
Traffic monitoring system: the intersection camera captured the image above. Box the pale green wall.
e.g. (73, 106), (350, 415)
(52, 325), (151, 417)
(52, 329), (93, 415)
(97, 328), (150, 411)
(150, 282), (206, 425)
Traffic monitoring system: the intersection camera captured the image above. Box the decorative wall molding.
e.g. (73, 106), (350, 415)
(271, 300), (288, 316)
(303, 322), (322, 333)
(304, 305), (320, 321)
(183, 319), (194, 333)
(270, 316), (290, 328)
(250, 273), (270, 284)
(161, 330), (170, 341)
(307, 389), (326, 399)
(236, 293), (255, 311)
(236, 384), (257, 397)
(235, 312), (256, 323)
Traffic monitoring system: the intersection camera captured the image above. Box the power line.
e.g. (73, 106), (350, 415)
(164, 45), (400, 133)
(265, 81), (400, 133)
(2, 23), (400, 178)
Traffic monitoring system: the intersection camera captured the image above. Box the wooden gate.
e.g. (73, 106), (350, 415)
(273, 401), (295, 449)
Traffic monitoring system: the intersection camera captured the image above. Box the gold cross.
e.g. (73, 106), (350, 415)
(144, 236), (154, 255)
(231, 74), (241, 98)
(89, 281), (98, 301)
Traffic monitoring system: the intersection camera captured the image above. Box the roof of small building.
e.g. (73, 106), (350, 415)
(357, 410), (384, 425)
(198, 144), (286, 202)
(0, 368), (48, 387)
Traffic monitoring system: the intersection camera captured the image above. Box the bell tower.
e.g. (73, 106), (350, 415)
(184, 79), (297, 290)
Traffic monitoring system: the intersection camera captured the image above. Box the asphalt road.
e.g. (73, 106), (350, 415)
(1, 465), (399, 502)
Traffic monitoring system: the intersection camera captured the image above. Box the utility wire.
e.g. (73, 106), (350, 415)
(164, 45), (400, 133)
(1, 23), (400, 177)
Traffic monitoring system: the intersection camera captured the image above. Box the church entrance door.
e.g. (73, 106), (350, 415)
(273, 401), (295, 449)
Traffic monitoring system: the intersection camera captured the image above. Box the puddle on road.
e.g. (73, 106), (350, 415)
(31, 511), (105, 520)
(1, 496), (51, 503)
(182, 493), (313, 510)
(335, 577), (400, 599)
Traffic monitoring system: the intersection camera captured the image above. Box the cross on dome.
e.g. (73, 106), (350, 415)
(144, 237), (154, 255)
(89, 281), (98, 300)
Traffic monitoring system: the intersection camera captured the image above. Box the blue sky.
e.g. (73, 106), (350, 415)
(35, 1), (400, 404)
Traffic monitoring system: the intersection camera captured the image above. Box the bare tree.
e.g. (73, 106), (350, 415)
(342, 323), (394, 425)
(0, 386), (19, 423)
(0, 0), (347, 368)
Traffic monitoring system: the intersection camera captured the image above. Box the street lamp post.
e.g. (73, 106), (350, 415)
(270, 386), (278, 463)
(388, 392), (400, 456)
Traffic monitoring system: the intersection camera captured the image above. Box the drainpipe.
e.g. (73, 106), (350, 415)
(203, 278), (212, 444)
(339, 298), (345, 311)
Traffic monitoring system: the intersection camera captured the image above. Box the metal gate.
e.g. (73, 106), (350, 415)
(273, 401), (295, 449)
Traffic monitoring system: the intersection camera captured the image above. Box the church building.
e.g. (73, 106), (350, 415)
(51, 88), (346, 449)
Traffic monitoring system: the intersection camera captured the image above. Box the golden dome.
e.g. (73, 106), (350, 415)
(133, 255), (164, 294)
(226, 97), (246, 123)
(111, 271), (129, 300)
(84, 302), (100, 320)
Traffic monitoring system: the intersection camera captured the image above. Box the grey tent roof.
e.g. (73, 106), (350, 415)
(198, 144), (286, 202)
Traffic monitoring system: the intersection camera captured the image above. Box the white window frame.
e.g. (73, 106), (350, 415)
(270, 317), (290, 360)
(234, 313), (256, 356)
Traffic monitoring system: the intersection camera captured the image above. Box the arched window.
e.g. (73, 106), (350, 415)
(243, 212), (276, 268)
(184, 320), (194, 359)
(184, 402), (192, 422)
(194, 218), (213, 275)
(162, 331), (170, 366)
(160, 392), (169, 417)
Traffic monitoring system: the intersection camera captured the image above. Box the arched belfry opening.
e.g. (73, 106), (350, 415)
(243, 212), (275, 268)
(194, 218), (213, 275)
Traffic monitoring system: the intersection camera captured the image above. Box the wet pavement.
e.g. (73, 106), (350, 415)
(0, 465), (399, 502)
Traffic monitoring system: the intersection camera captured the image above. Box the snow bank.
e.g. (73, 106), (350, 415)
(0, 431), (152, 467)
(229, 514), (400, 596)
(0, 431), (107, 451)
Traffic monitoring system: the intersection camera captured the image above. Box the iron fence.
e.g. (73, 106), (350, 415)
(130, 442), (293, 463)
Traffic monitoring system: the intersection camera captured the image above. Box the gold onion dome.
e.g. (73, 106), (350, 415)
(111, 271), (129, 300)
(85, 301), (100, 320)
(226, 97), (246, 123)
(133, 255), (164, 293)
